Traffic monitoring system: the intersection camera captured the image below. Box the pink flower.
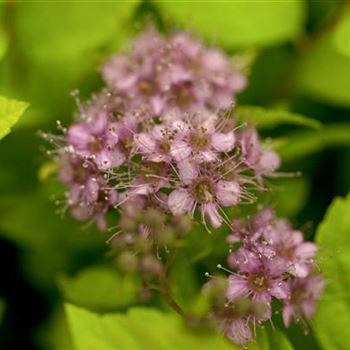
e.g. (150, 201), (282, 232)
(238, 127), (280, 179)
(228, 209), (317, 278)
(67, 111), (125, 171)
(227, 257), (289, 321)
(133, 125), (173, 163)
(283, 274), (325, 327)
(169, 113), (236, 163)
(224, 318), (252, 345)
(168, 160), (240, 228)
(102, 29), (246, 116)
(59, 154), (118, 230)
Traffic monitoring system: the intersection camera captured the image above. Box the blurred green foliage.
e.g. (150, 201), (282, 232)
(0, 1), (350, 349)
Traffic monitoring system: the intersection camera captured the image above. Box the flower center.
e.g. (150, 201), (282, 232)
(190, 131), (209, 151)
(158, 141), (170, 154)
(174, 83), (192, 108)
(139, 80), (156, 95)
(249, 272), (269, 293)
(88, 137), (104, 153)
(193, 178), (215, 203)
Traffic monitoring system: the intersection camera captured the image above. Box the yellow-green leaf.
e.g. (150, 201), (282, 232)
(313, 193), (350, 350)
(235, 105), (322, 130)
(0, 96), (28, 140)
(157, 1), (305, 49)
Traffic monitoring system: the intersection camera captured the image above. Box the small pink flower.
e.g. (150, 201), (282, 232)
(238, 127), (280, 179)
(102, 29), (246, 116)
(227, 258), (289, 321)
(283, 274), (325, 327)
(169, 113), (235, 163)
(224, 318), (252, 345)
(168, 160), (240, 228)
(67, 111), (125, 171)
(59, 154), (118, 231)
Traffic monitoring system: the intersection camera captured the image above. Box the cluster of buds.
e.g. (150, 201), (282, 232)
(110, 201), (192, 280)
(207, 209), (324, 345)
(42, 28), (324, 347)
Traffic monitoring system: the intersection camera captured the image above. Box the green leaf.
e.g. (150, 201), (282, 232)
(0, 189), (105, 288)
(0, 1), (137, 128)
(66, 304), (292, 350)
(58, 265), (138, 312)
(0, 96), (28, 139)
(296, 33), (350, 107)
(0, 3), (7, 61)
(16, 2), (137, 62)
(38, 306), (74, 350)
(333, 7), (350, 58)
(275, 123), (350, 162)
(313, 193), (350, 350)
(235, 105), (322, 130)
(66, 304), (293, 350)
(157, 1), (305, 48)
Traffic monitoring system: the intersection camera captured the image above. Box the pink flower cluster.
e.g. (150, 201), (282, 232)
(102, 29), (246, 116)
(222, 209), (324, 345)
(49, 29), (278, 231)
(43, 28), (324, 345)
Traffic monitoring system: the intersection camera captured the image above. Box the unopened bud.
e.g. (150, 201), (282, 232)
(140, 255), (163, 277)
(172, 215), (192, 237)
(154, 227), (175, 246)
(116, 251), (138, 273)
(119, 214), (139, 233)
(144, 208), (166, 230)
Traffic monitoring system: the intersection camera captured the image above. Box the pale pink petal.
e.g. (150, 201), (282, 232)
(96, 149), (125, 170)
(295, 242), (317, 259)
(201, 203), (222, 228)
(199, 114), (217, 134)
(150, 96), (165, 115)
(292, 262), (309, 278)
(170, 140), (191, 162)
(282, 304), (294, 327)
(225, 319), (252, 345)
(90, 112), (108, 134)
(177, 159), (198, 185)
(68, 124), (90, 148)
(227, 275), (249, 301)
(134, 133), (157, 155)
(168, 189), (194, 216)
(252, 293), (272, 321)
(197, 150), (217, 162)
(211, 132), (235, 152)
(301, 300), (316, 320)
(259, 150), (280, 172)
(270, 280), (289, 300)
(216, 180), (240, 207)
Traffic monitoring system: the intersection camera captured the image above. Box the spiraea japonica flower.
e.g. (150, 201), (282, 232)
(214, 209), (325, 345)
(102, 28), (246, 116)
(40, 25), (325, 348)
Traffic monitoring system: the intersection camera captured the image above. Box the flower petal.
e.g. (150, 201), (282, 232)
(211, 132), (235, 152)
(177, 159), (198, 185)
(201, 203), (222, 228)
(216, 180), (240, 207)
(170, 139), (191, 162)
(168, 189), (194, 216)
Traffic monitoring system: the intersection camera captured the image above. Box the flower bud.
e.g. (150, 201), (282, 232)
(140, 254), (163, 277)
(143, 207), (166, 230)
(116, 251), (138, 273)
(154, 227), (175, 246)
(172, 215), (193, 237)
